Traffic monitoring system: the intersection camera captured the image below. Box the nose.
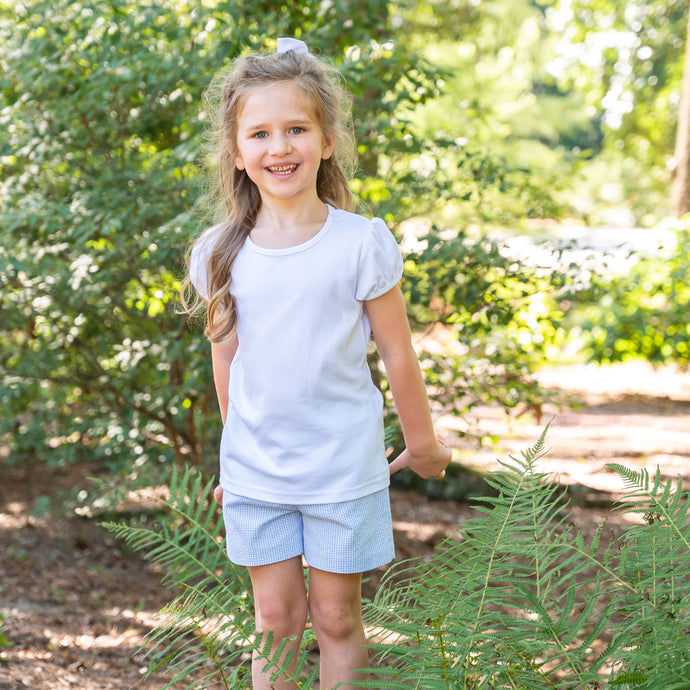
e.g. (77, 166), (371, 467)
(269, 132), (291, 156)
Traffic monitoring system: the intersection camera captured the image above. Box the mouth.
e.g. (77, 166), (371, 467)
(267, 164), (298, 175)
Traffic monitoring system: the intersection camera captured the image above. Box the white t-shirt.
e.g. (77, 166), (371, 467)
(190, 205), (404, 503)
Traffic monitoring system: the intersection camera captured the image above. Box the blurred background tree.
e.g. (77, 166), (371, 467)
(670, 3), (690, 215)
(1, 0), (688, 510)
(559, 0), (687, 225)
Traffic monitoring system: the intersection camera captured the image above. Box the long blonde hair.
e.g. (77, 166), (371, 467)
(182, 45), (357, 343)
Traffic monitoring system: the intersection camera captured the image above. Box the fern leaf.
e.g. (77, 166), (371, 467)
(109, 446), (689, 690)
(602, 464), (690, 690)
(365, 427), (618, 689)
(611, 670), (647, 685)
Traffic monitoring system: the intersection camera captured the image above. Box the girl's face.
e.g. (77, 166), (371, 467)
(233, 81), (334, 208)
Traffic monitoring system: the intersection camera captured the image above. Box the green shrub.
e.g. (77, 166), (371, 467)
(0, 0), (447, 498)
(0, 0), (575, 514)
(398, 224), (572, 435)
(568, 217), (690, 368)
(106, 427), (690, 688)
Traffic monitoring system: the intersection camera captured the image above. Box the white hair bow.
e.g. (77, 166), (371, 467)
(276, 37), (314, 57)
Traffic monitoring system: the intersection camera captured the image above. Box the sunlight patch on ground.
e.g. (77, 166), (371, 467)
(536, 361), (690, 400)
(1, 604), (153, 652)
(392, 519), (460, 542)
(0, 502), (29, 521)
(46, 627), (145, 651)
(440, 361), (690, 505)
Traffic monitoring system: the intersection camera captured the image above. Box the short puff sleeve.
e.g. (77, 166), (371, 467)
(355, 218), (404, 301)
(188, 226), (221, 301)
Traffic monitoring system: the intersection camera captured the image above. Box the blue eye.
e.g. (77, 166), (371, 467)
(289, 127), (305, 135)
(253, 131), (268, 139)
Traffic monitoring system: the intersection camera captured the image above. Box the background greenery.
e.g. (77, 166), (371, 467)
(1, 0), (688, 506)
(2, 0), (689, 686)
(0, 0), (687, 516)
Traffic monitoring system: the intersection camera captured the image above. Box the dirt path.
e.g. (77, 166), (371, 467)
(1, 361), (688, 689)
(448, 360), (690, 497)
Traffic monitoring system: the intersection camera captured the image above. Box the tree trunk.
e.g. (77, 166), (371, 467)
(671, 3), (690, 217)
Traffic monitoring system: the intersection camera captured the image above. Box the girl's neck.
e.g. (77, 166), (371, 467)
(251, 198), (329, 249)
(255, 196), (328, 231)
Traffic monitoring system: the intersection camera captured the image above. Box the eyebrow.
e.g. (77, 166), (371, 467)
(243, 118), (313, 132)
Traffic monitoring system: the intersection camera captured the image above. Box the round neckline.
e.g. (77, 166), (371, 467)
(245, 205), (335, 256)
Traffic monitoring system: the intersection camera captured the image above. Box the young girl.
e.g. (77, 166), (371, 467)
(184, 37), (451, 690)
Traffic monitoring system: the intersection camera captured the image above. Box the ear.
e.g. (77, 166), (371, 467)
(228, 141), (245, 170)
(321, 133), (335, 160)
(233, 150), (245, 171)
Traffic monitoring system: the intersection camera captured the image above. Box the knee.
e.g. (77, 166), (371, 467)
(255, 593), (307, 636)
(309, 599), (362, 641)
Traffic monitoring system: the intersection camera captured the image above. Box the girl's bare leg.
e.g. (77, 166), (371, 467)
(307, 568), (368, 689)
(248, 556), (308, 690)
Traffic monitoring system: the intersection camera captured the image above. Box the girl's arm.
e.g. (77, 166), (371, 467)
(211, 335), (239, 425)
(210, 335), (238, 506)
(367, 285), (451, 479)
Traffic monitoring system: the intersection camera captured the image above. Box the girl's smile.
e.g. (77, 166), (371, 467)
(267, 163), (298, 175)
(234, 81), (334, 206)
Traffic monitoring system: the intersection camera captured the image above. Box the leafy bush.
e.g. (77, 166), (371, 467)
(0, 0), (227, 488)
(0, 0), (575, 510)
(0, 0), (447, 498)
(567, 217), (690, 367)
(107, 428), (690, 688)
(399, 224), (572, 434)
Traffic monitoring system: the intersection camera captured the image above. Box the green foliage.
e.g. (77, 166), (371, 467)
(364, 426), (615, 688)
(566, 217), (690, 366)
(563, 0), (688, 223)
(109, 430), (690, 688)
(604, 464), (690, 689)
(1, 0), (583, 506)
(104, 468), (255, 688)
(400, 224), (570, 428)
(0, 612), (9, 651)
(0, 0), (448, 499)
(4, 0), (685, 514)
(404, 0), (686, 226)
(402, 0), (592, 226)
(0, 0), (226, 488)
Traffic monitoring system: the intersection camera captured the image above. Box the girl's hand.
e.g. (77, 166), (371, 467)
(213, 484), (224, 506)
(388, 440), (452, 480)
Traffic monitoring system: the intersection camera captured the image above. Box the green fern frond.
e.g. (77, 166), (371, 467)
(365, 428), (617, 689)
(104, 467), (234, 590)
(105, 436), (690, 690)
(608, 464), (690, 545)
(104, 467), (258, 688)
(611, 670), (647, 685)
(607, 463), (652, 492)
(105, 467), (323, 688)
(602, 465), (690, 690)
(520, 417), (551, 463)
(140, 586), (257, 685)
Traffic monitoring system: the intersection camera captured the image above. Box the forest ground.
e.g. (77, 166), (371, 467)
(1, 360), (689, 690)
